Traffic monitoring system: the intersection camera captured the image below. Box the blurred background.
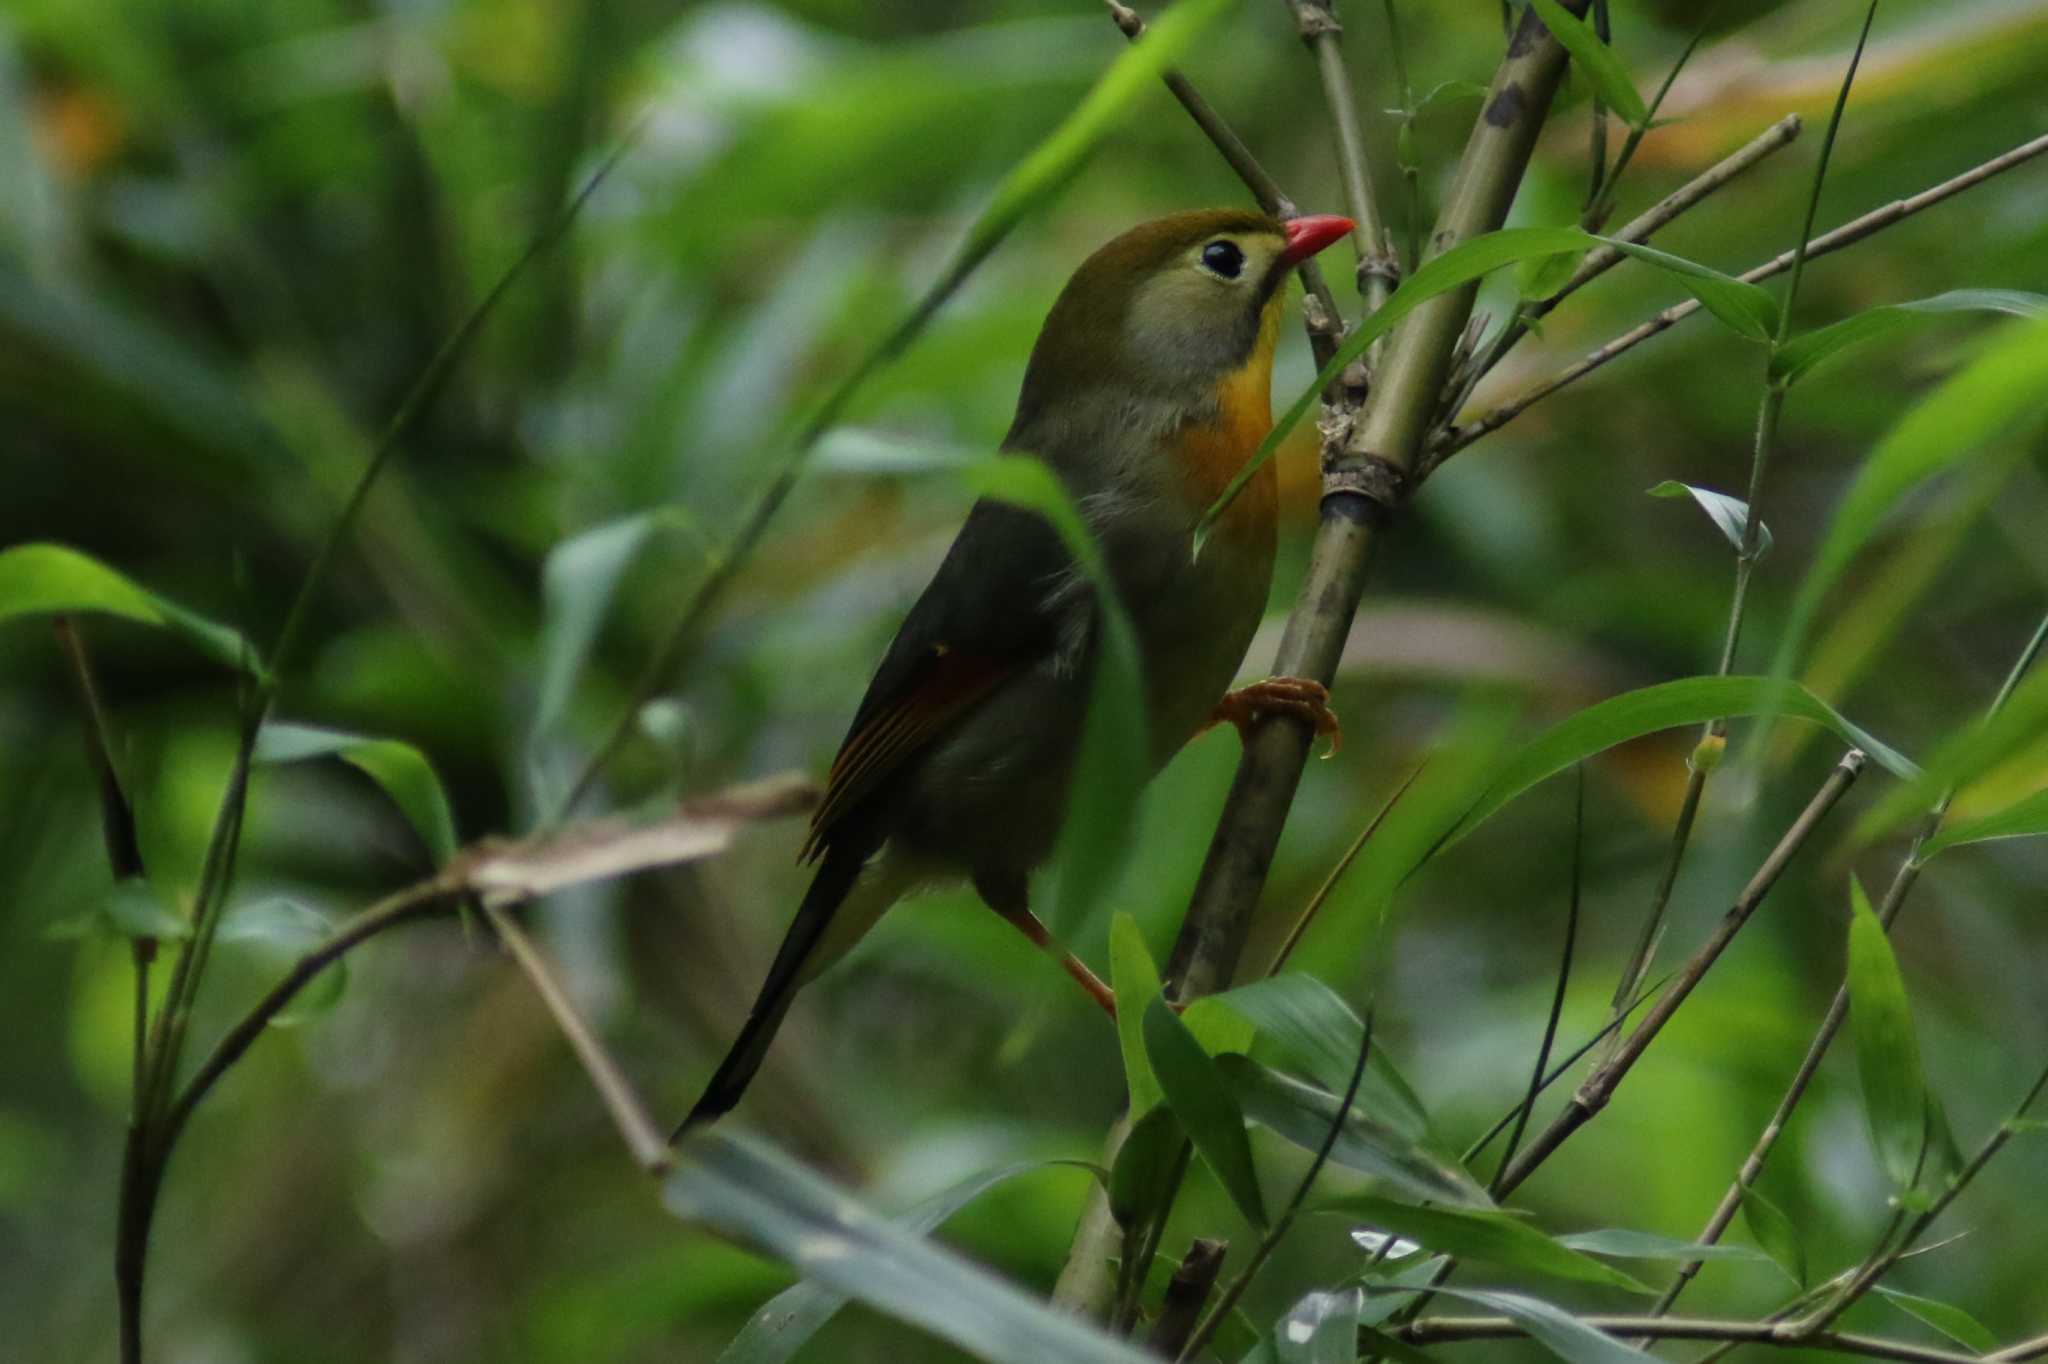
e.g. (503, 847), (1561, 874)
(5, 0), (2047, 1359)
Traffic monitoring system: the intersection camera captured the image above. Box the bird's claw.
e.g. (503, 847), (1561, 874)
(1206, 676), (1342, 758)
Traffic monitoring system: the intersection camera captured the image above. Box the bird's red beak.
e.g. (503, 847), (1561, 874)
(1279, 214), (1354, 266)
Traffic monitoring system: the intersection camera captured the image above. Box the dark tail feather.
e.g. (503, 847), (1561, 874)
(675, 849), (864, 1137)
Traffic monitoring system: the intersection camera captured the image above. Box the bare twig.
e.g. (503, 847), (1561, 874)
(484, 902), (672, 1172)
(1265, 761), (1423, 975)
(1492, 750), (1866, 1195)
(1442, 128), (2048, 455)
(1290, 1), (1398, 311)
(1398, 1314), (1986, 1364)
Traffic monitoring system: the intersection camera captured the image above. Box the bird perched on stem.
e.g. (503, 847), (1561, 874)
(681, 208), (1351, 1132)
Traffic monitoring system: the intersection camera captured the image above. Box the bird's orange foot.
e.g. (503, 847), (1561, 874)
(1206, 676), (1341, 757)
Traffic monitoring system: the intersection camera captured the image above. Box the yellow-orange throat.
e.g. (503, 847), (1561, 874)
(1174, 293), (1283, 527)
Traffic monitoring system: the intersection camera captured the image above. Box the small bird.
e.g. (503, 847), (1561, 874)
(682, 209), (1350, 1131)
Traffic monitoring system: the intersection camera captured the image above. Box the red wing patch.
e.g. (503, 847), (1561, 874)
(799, 648), (1010, 862)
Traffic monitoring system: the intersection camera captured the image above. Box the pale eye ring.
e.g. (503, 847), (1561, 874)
(1200, 240), (1244, 279)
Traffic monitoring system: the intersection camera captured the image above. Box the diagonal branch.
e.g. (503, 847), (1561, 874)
(1398, 1314), (1987, 1364)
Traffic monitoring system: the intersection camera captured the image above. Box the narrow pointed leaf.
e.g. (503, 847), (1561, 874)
(1110, 913), (1166, 1115)
(1848, 877), (1928, 1192)
(1648, 481), (1772, 558)
(1874, 1288), (1997, 1355)
(1275, 1288), (1366, 1364)
(534, 512), (668, 744)
(1594, 238), (1780, 342)
(718, 1159), (1097, 1364)
(0, 542), (261, 675)
(1528, 0), (1647, 125)
(257, 722), (458, 864)
(1919, 787), (2048, 861)
(1218, 1055), (1489, 1207)
(1108, 1102), (1184, 1234)
(1318, 1196), (1647, 1293)
(1772, 289), (2048, 386)
(667, 1133), (1155, 1364)
(1555, 1229), (1767, 1263)
(1426, 1288), (1661, 1364)
(1444, 676), (1916, 849)
(1144, 998), (1268, 1229)
(1739, 1185), (1806, 1286)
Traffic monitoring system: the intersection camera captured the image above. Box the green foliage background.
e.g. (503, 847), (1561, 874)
(3, 0), (2046, 1359)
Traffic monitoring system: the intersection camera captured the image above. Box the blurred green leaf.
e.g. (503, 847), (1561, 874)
(1853, 662), (2048, 850)
(1595, 238), (1780, 342)
(1647, 481), (1771, 558)
(1110, 913), (1166, 1116)
(1316, 1195), (1648, 1293)
(256, 722), (457, 864)
(1769, 317), (2048, 698)
(1219, 1055), (1489, 1208)
(1204, 974), (1436, 1146)
(103, 878), (190, 942)
(666, 1132), (1154, 1364)
(1201, 226), (1595, 543)
(1771, 289), (2048, 386)
(217, 897), (344, 1025)
(1874, 1287), (1997, 1355)
(1144, 997), (1268, 1229)
(1918, 786), (2048, 860)
(1108, 1102), (1184, 1234)
(1738, 1185), (1806, 1286)
(534, 512), (670, 748)
(1274, 1287), (1367, 1364)
(0, 542), (260, 674)
(966, 456), (1146, 937)
(1528, 0), (1648, 125)
(1445, 677), (1915, 850)
(1554, 1229), (1767, 1264)
(1847, 876), (1928, 1193)
(717, 1159), (1096, 1364)
(1428, 1288), (1661, 1364)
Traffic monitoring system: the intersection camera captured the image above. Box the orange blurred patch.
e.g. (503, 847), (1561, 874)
(32, 83), (124, 178)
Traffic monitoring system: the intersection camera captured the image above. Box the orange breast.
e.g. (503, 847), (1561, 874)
(1170, 297), (1282, 542)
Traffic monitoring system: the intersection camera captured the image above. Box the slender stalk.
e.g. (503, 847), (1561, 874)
(1174, 1007), (1374, 1363)
(1291, 1), (1398, 314)
(1265, 762), (1423, 975)
(1396, 1314), (1987, 1364)
(1646, 609), (2048, 1321)
(1492, 766), (1582, 1192)
(1441, 129), (2048, 458)
(484, 903), (672, 1172)
(1492, 750), (1866, 1196)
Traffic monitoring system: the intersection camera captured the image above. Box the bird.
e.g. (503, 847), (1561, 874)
(680, 208), (1351, 1133)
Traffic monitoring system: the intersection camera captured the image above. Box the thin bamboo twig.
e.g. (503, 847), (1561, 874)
(1492, 766), (1582, 1192)
(1290, 1), (1399, 312)
(1397, 1314), (1986, 1364)
(1440, 128), (2048, 455)
(1491, 749), (1866, 1195)
(484, 903), (672, 1173)
(1646, 609), (2048, 1322)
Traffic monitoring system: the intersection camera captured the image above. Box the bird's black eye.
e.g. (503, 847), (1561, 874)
(1200, 239), (1244, 279)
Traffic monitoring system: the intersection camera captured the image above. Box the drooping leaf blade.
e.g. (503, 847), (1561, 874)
(1110, 913), (1166, 1115)
(256, 722), (458, 864)
(667, 1132), (1155, 1364)
(1772, 289), (2048, 386)
(1647, 481), (1772, 558)
(1595, 238), (1780, 342)
(1874, 1287), (1998, 1355)
(1918, 786), (2048, 861)
(1739, 1185), (1806, 1287)
(1317, 1196), (1647, 1293)
(0, 542), (261, 675)
(1854, 664), (2048, 851)
(1528, 0), (1648, 125)
(1554, 1229), (1767, 1264)
(1144, 998), (1269, 1229)
(1847, 876), (1928, 1193)
(1108, 1102), (1185, 1234)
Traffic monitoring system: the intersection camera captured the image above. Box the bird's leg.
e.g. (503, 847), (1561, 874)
(973, 871), (1117, 1017)
(1205, 676), (1341, 756)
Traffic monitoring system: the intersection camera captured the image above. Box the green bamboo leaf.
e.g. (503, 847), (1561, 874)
(1528, 0), (1648, 125)
(1595, 238), (1780, 342)
(1274, 1288), (1367, 1364)
(1772, 289), (2048, 386)
(1856, 664), (2048, 852)
(1768, 317), (2048, 703)
(1554, 1229), (1767, 1264)
(1918, 787), (2048, 860)
(1199, 226), (1595, 545)
(533, 512), (670, 744)
(1204, 973), (1436, 1146)
(1738, 1185), (1806, 1287)
(1218, 1055), (1490, 1208)
(964, 456), (1146, 936)
(1444, 676), (1916, 849)
(256, 722), (458, 864)
(718, 1159), (1098, 1364)
(1427, 1288), (1660, 1364)
(1847, 876), (1928, 1193)
(217, 898), (346, 1025)
(1647, 481), (1772, 558)
(1318, 1195), (1647, 1293)
(103, 878), (191, 942)
(667, 1132), (1154, 1364)
(1108, 1103), (1185, 1234)
(1874, 1287), (1997, 1355)
(1144, 997), (1268, 1229)
(1110, 913), (1166, 1115)
(0, 542), (261, 675)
